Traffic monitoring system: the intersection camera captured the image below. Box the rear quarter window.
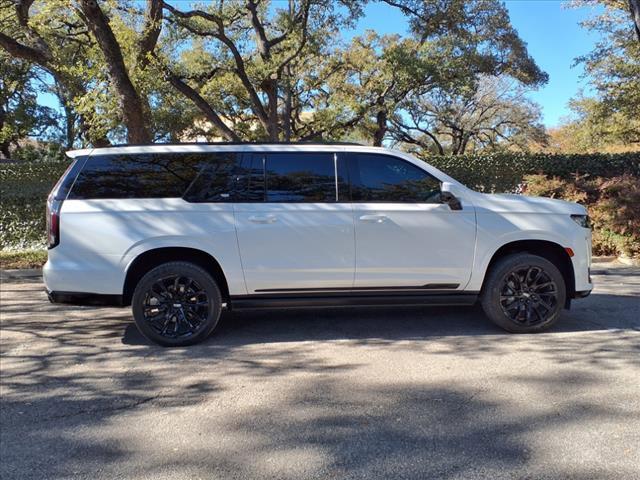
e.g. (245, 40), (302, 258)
(68, 153), (208, 199)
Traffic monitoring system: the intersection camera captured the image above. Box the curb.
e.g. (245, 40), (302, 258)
(617, 256), (640, 267)
(0, 268), (42, 280)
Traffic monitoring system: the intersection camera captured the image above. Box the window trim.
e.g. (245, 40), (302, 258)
(346, 153), (443, 204)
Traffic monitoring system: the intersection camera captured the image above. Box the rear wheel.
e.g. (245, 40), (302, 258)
(132, 261), (222, 346)
(481, 253), (566, 333)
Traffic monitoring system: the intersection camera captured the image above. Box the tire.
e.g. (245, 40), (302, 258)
(131, 261), (222, 346)
(480, 253), (566, 333)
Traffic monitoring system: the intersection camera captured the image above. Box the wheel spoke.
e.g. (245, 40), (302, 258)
(142, 274), (210, 339)
(499, 265), (558, 326)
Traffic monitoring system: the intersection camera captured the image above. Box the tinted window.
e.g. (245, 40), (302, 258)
(51, 157), (86, 200)
(69, 153), (207, 199)
(349, 154), (441, 203)
(265, 153), (337, 202)
(235, 154), (266, 202)
(183, 153), (239, 202)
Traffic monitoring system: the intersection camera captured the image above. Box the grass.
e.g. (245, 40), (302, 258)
(0, 250), (48, 270)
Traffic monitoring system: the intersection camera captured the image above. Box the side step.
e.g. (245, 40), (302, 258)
(229, 292), (479, 310)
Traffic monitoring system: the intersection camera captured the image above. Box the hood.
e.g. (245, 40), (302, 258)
(471, 192), (588, 215)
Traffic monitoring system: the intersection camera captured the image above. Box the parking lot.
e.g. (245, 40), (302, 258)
(1, 262), (639, 479)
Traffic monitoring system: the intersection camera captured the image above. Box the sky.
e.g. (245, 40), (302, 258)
(37, 0), (602, 129)
(353, 0), (601, 127)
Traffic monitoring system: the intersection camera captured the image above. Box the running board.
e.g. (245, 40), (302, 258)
(229, 292), (478, 310)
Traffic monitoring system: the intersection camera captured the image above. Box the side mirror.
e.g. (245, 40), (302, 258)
(441, 182), (463, 210)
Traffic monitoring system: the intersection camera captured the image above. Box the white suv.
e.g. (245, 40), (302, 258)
(44, 143), (593, 346)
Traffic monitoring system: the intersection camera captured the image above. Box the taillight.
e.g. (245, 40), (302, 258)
(47, 195), (62, 249)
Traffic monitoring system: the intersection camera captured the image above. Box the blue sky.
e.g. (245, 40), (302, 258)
(38, 0), (601, 128)
(354, 0), (601, 127)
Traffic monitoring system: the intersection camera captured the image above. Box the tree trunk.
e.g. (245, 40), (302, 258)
(282, 66), (293, 142)
(264, 79), (279, 141)
(79, 0), (152, 144)
(630, 0), (640, 42)
(373, 108), (388, 146)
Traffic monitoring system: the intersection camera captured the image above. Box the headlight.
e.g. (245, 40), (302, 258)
(571, 214), (591, 229)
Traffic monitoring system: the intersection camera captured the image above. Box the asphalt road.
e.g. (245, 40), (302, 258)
(1, 262), (639, 480)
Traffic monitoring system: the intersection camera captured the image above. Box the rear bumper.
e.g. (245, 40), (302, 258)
(46, 289), (123, 306)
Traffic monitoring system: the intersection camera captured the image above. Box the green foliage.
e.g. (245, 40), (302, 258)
(0, 51), (59, 156)
(567, 1), (640, 147)
(0, 159), (70, 250)
(523, 173), (640, 257)
(422, 151), (640, 192)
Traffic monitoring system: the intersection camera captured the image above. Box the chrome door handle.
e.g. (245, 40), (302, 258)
(359, 214), (388, 223)
(248, 215), (277, 224)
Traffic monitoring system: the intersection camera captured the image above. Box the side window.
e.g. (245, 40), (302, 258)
(183, 153), (239, 202)
(265, 153), (336, 202)
(239, 154), (266, 202)
(69, 153), (206, 199)
(349, 154), (441, 203)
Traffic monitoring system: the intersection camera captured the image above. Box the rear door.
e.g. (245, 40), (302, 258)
(234, 151), (354, 293)
(349, 153), (476, 289)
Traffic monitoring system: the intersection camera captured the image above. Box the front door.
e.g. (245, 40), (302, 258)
(349, 153), (476, 290)
(234, 152), (354, 293)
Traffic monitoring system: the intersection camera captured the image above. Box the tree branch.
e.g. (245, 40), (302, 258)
(137, 0), (163, 67)
(154, 55), (240, 141)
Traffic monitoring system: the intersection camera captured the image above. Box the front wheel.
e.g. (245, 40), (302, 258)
(480, 253), (566, 333)
(132, 261), (222, 346)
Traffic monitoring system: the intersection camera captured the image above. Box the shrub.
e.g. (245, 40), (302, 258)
(424, 152), (640, 192)
(0, 160), (71, 250)
(522, 174), (640, 258)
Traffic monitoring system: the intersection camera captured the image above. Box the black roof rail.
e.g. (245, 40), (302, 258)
(105, 141), (366, 148)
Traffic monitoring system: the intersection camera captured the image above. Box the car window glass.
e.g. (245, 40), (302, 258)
(183, 153), (239, 202)
(265, 153), (336, 202)
(350, 154), (441, 203)
(69, 153), (206, 199)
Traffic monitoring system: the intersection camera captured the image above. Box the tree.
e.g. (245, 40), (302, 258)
(0, 0), (166, 145)
(391, 76), (547, 155)
(158, 0), (364, 142)
(0, 0), (107, 146)
(0, 51), (57, 158)
(76, 0), (157, 143)
(312, 0), (548, 146)
(1, 0), (546, 148)
(570, 0), (640, 146)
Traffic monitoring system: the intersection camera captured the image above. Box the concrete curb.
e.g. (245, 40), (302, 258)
(0, 268), (42, 281)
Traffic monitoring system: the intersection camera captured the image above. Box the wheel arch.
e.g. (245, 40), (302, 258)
(122, 247), (230, 306)
(481, 239), (575, 303)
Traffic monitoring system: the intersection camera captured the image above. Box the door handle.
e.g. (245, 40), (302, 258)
(248, 215), (277, 224)
(359, 214), (388, 223)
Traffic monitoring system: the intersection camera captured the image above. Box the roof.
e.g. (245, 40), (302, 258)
(65, 142), (390, 158)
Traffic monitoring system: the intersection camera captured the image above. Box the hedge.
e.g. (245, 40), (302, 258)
(1, 152), (638, 250)
(1, 161), (72, 250)
(424, 152), (640, 192)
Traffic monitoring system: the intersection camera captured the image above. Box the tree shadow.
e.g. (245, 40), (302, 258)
(1, 282), (639, 478)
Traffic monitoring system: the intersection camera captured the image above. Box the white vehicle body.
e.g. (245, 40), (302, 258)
(44, 144), (592, 310)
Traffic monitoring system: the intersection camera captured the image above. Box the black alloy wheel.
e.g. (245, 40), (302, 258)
(499, 266), (558, 326)
(142, 275), (210, 340)
(481, 253), (566, 333)
(132, 262), (222, 346)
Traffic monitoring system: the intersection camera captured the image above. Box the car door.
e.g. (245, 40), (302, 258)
(234, 151), (354, 293)
(349, 153), (476, 290)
